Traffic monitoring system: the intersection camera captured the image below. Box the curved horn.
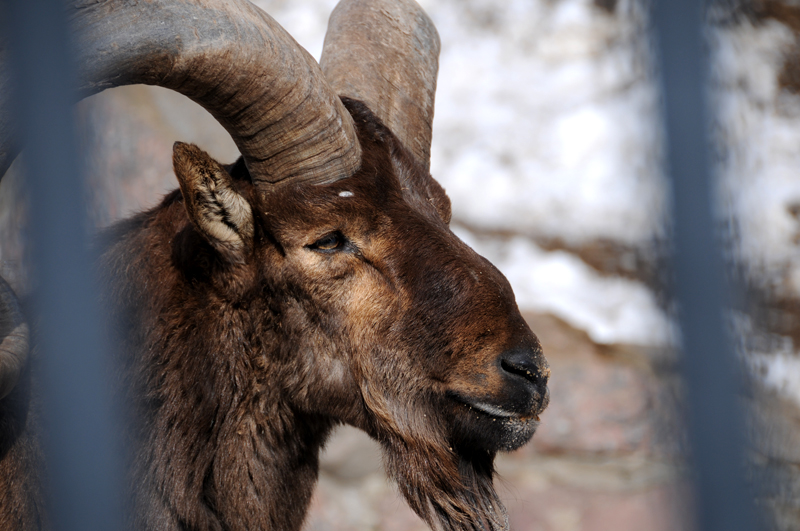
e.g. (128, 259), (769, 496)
(320, 0), (440, 171)
(0, 276), (29, 400)
(1, 0), (361, 186)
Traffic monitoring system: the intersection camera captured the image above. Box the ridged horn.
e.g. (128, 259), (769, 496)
(0, 0), (361, 186)
(320, 0), (440, 171)
(0, 276), (29, 400)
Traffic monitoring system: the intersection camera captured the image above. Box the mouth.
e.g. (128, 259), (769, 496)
(445, 391), (542, 452)
(447, 392), (541, 422)
(458, 397), (540, 422)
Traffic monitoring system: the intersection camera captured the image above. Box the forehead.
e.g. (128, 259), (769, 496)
(262, 159), (406, 226)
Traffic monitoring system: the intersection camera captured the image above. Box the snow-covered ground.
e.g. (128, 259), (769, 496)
(422, 0), (666, 247)
(255, 0), (674, 348)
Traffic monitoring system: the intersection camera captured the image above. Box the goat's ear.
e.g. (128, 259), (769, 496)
(423, 174), (452, 225)
(391, 146), (452, 225)
(172, 142), (253, 263)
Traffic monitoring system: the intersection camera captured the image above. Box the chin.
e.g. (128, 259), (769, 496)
(447, 394), (541, 453)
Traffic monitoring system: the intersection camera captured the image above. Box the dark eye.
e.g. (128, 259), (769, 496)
(308, 232), (345, 253)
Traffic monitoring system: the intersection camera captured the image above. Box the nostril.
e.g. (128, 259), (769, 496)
(500, 358), (538, 384)
(500, 349), (547, 386)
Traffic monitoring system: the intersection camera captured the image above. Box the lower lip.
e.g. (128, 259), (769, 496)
(468, 402), (541, 423)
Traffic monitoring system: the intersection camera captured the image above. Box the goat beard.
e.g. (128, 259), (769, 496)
(357, 366), (507, 529)
(382, 436), (508, 531)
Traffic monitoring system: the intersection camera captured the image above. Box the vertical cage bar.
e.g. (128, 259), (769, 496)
(652, 1), (759, 530)
(4, 0), (123, 529)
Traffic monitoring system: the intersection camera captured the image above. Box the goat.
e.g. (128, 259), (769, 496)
(0, 1), (550, 530)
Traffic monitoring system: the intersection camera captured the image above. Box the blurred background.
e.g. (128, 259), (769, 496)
(3, 0), (800, 529)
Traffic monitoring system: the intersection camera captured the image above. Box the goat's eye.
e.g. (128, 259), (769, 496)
(308, 232), (345, 252)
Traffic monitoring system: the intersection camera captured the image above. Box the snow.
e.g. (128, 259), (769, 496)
(423, 0), (668, 247)
(712, 20), (800, 290)
(749, 350), (800, 408)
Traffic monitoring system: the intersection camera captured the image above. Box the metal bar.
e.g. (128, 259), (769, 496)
(652, 1), (760, 530)
(4, 0), (123, 529)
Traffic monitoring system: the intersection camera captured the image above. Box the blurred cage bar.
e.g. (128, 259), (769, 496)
(0, 0), (762, 530)
(652, 0), (760, 530)
(4, 0), (123, 530)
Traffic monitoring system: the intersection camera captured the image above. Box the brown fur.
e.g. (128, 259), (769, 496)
(0, 358), (47, 531)
(1, 99), (549, 530)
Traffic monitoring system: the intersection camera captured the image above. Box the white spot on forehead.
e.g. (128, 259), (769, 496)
(338, 191), (354, 198)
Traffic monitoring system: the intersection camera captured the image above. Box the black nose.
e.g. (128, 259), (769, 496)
(498, 347), (550, 415)
(496, 347), (550, 416)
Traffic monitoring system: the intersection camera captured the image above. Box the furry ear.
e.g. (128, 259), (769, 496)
(172, 142), (253, 263)
(391, 147), (452, 225)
